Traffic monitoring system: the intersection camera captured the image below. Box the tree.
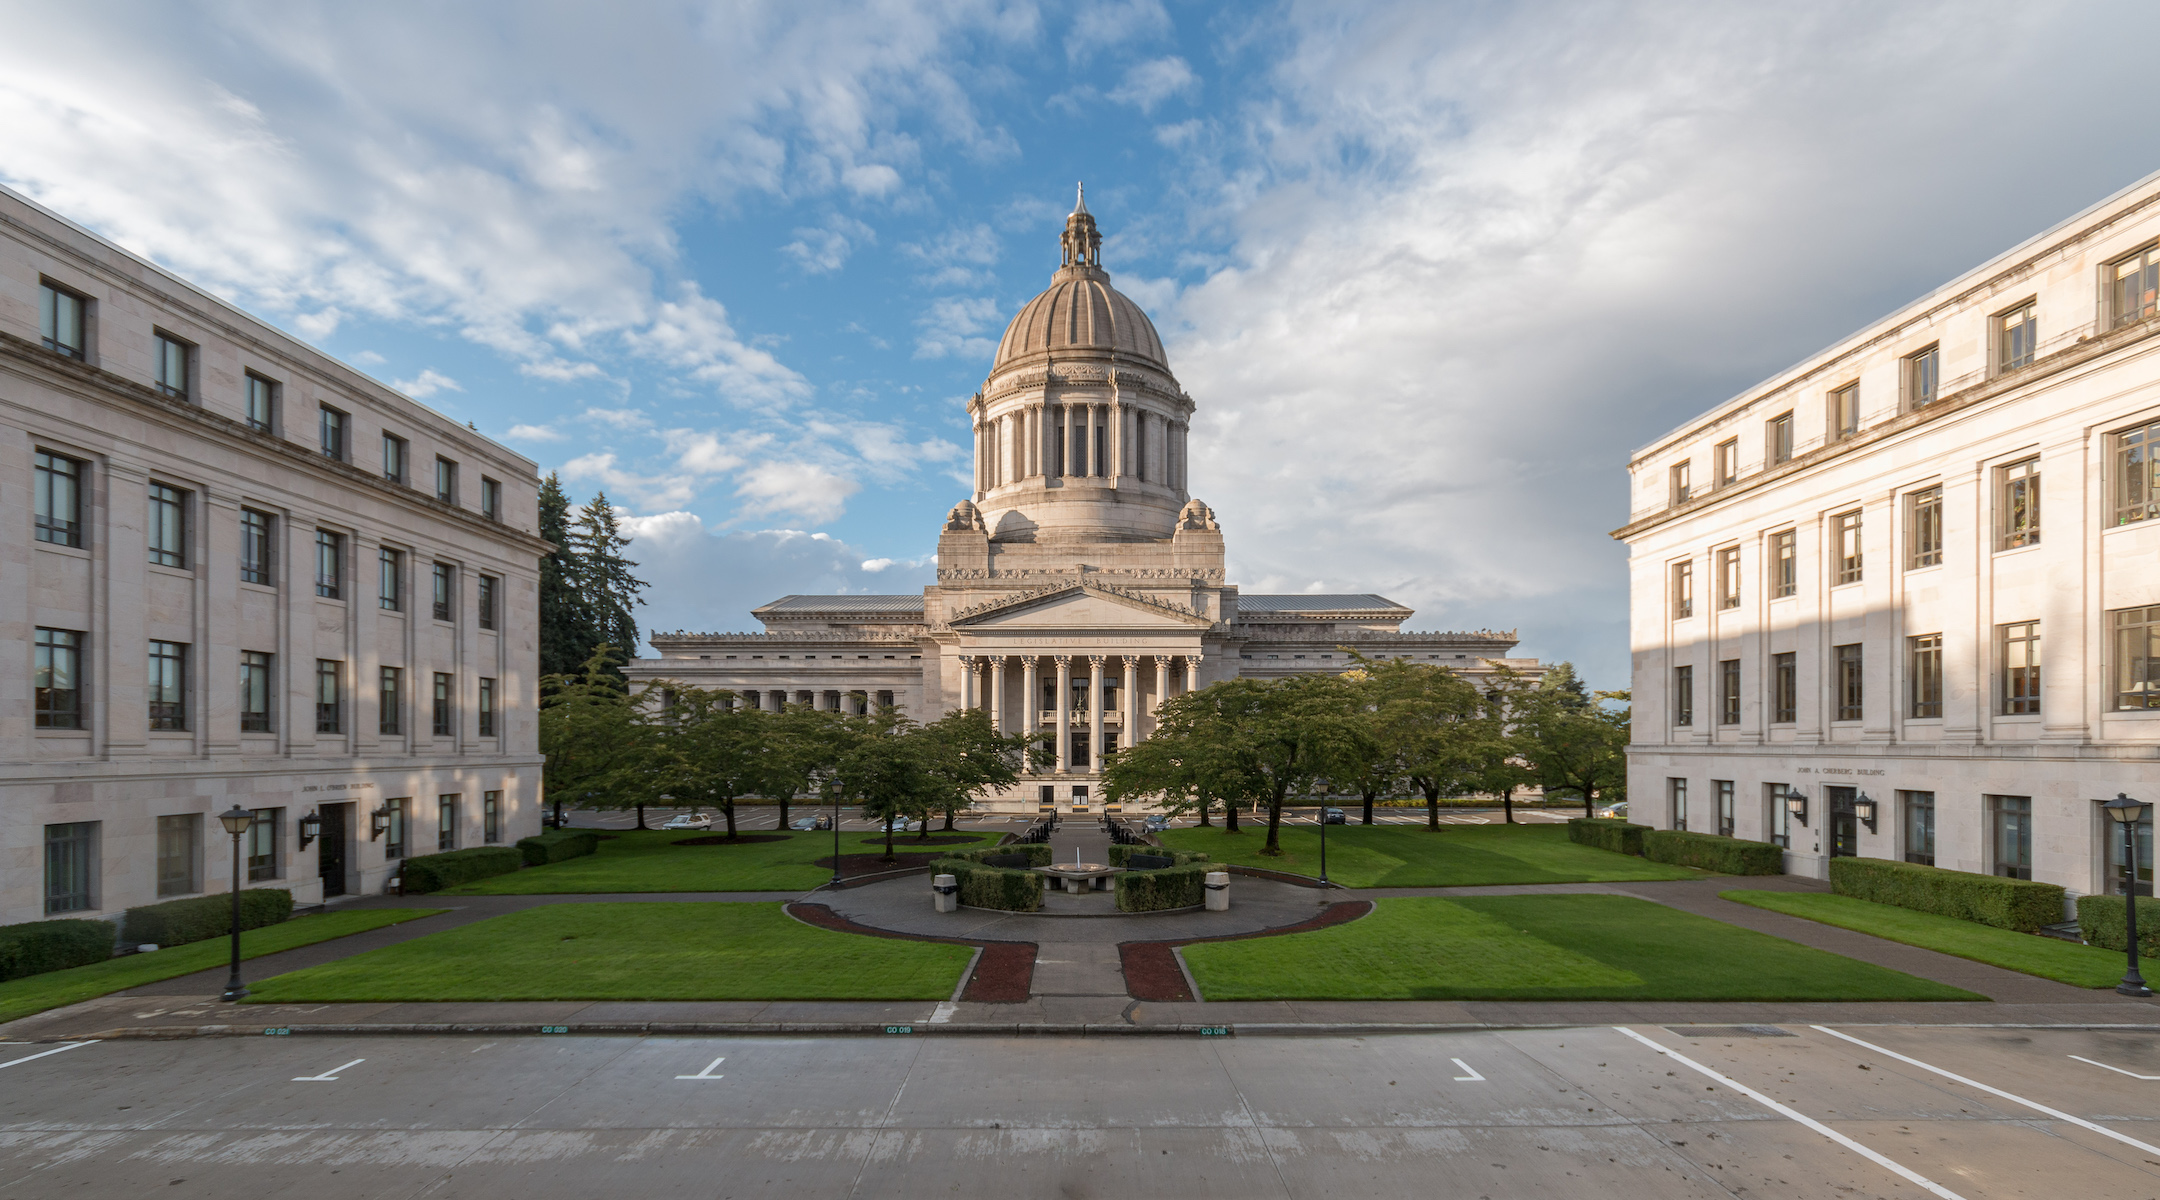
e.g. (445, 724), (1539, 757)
(1332, 667), (1403, 825)
(761, 704), (863, 830)
(568, 491), (648, 673)
(647, 685), (768, 838)
(1466, 668), (1537, 824)
(537, 645), (643, 825)
(537, 473), (594, 679)
(835, 716), (936, 862)
(1101, 685), (1260, 831)
(1205, 675), (1375, 855)
(914, 708), (1035, 833)
(1516, 664), (1630, 816)
(1362, 655), (1486, 830)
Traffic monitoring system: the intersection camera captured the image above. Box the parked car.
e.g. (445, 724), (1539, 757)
(1320, 807), (1348, 825)
(1142, 814), (1171, 832)
(1596, 801), (1629, 820)
(659, 812), (713, 831)
(791, 815), (833, 831)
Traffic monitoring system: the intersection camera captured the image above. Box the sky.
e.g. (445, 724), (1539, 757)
(6, 0), (2160, 688)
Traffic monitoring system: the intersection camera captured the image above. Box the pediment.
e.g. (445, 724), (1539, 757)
(948, 583), (1213, 631)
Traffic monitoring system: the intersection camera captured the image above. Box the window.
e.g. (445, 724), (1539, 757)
(148, 641), (188, 731)
(484, 791), (502, 843)
(314, 659), (342, 734)
(433, 672), (453, 737)
(315, 530), (343, 598)
(433, 563), (454, 621)
(1671, 560), (1694, 619)
(34, 450), (84, 548)
(40, 281), (86, 359)
(385, 798), (407, 860)
(245, 373), (276, 433)
(478, 574), (498, 630)
(319, 405), (347, 461)
(1718, 659), (1740, 725)
(1672, 664), (1694, 726)
(1767, 411), (1793, 466)
(2113, 244), (2160, 328)
(45, 823), (97, 914)
(1902, 345), (1939, 410)
(2105, 803), (2153, 897)
(379, 665), (403, 735)
(240, 508), (274, 585)
(1772, 652), (1797, 723)
(1670, 778), (1688, 831)
(1829, 383), (1860, 441)
(481, 477), (502, 521)
(1835, 643), (1863, 721)
(1997, 303), (2036, 372)
(1833, 509), (1863, 584)
(2000, 620), (2041, 715)
(142, 482), (190, 568)
(35, 628), (83, 729)
(153, 332), (191, 400)
(1998, 457), (2040, 549)
(240, 651), (274, 732)
(1669, 460), (1692, 506)
(1767, 784), (1792, 848)
(1715, 780), (1735, 837)
(436, 457), (458, 505)
(1769, 529), (1796, 598)
(1907, 485), (1943, 568)
(478, 677), (497, 737)
(1991, 795), (2033, 880)
(156, 814), (201, 897)
(382, 433), (408, 484)
(1713, 439), (1738, 488)
(1901, 791), (1936, 866)
(379, 548), (402, 611)
(2114, 604), (2160, 710)
(1908, 634), (1942, 719)
(246, 808), (281, 881)
(2116, 419), (2160, 526)
(1715, 545), (1740, 609)
(438, 796), (459, 852)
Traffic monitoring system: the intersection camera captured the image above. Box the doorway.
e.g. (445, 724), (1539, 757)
(318, 803), (350, 897)
(1826, 786), (1859, 859)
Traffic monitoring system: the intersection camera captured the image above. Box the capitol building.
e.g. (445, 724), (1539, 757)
(627, 191), (1541, 813)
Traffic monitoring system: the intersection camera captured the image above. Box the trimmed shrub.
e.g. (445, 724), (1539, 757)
(932, 856), (1042, 911)
(400, 847), (523, 893)
(121, 888), (293, 948)
(0, 918), (115, 982)
(1115, 863), (1211, 912)
(948, 843), (1053, 868)
(1568, 818), (1648, 856)
(1641, 830), (1785, 875)
(1829, 857), (2065, 933)
(517, 829), (600, 867)
(2076, 893), (2160, 958)
(1108, 844), (1209, 868)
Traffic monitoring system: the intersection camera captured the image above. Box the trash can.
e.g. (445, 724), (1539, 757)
(1204, 871), (1230, 911)
(933, 873), (958, 913)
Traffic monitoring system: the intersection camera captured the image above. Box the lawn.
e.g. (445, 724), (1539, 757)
(442, 828), (1004, 894)
(1180, 895), (1983, 1002)
(243, 902), (974, 1002)
(0, 907), (444, 1025)
(1722, 889), (2153, 989)
(1155, 823), (1703, 887)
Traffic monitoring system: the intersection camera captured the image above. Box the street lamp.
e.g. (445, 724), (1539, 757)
(216, 804), (255, 1002)
(2101, 793), (2152, 998)
(297, 809), (322, 851)
(1785, 788), (1809, 826)
(831, 785), (845, 891)
(1853, 794), (1878, 833)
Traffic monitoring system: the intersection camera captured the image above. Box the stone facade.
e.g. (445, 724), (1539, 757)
(1615, 169), (2160, 898)
(0, 185), (547, 926)
(629, 191), (1541, 813)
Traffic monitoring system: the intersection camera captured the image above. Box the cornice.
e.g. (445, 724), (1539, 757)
(648, 630), (926, 646)
(942, 578), (1213, 627)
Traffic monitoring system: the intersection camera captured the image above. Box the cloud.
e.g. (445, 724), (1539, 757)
(1107, 57), (1196, 112)
(582, 406), (655, 431)
(900, 222), (1001, 287)
(1066, 0), (1172, 62)
(393, 368), (462, 398)
(506, 422), (566, 442)
(782, 213), (878, 274)
(622, 283), (810, 405)
(734, 461), (861, 525)
(914, 295), (1004, 360)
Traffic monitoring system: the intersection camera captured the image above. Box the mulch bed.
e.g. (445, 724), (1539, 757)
(859, 835), (981, 847)
(786, 902), (1034, 1003)
(812, 852), (953, 875)
(672, 834), (790, 846)
(1120, 900), (1375, 1003)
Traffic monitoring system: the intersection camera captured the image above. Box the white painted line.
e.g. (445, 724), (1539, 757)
(1450, 1057), (1485, 1082)
(675, 1056), (726, 1080)
(0, 1042), (92, 1070)
(2070, 1054), (2160, 1081)
(1616, 1026), (1968, 1200)
(292, 1057), (366, 1082)
(929, 1002), (958, 1025)
(1813, 1026), (2160, 1157)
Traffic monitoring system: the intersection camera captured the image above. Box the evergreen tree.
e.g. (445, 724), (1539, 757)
(570, 490), (648, 669)
(537, 473), (593, 678)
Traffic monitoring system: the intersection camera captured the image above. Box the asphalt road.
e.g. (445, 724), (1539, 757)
(3, 1024), (2153, 1198)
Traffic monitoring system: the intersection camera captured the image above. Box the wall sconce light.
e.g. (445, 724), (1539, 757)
(298, 809), (323, 850)
(1785, 788), (1809, 825)
(1853, 793), (1878, 833)
(370, 805), (390, 841)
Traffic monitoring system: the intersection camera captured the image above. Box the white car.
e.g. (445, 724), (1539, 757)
(659, 813), (713, 831)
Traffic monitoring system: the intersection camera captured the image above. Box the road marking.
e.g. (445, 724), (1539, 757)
(1450, 1057), (1485, 1081)
(929, 1002), (957, 1024)
(292, 1058), (365, 1081)
(2070, 1054), (2160, 1081)
(1813, 1026), (2160, 1157)
(675, 1056), (726, 1080)
(0, 1042), (93, 1070)
(1616, 1026), (1968, 1200)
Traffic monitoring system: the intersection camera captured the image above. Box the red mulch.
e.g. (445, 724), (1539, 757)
(1119, 900), (1375, 1002)
(786, 902), (1035, 1003)
(672, 834), (790, 846)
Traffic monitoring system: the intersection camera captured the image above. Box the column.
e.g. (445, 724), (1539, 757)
(1054, 655), (1072, 772)
(1153, 656), (1170, 736)
(1120, 656), (1138, 750)
(1022, 656), (1040, 740)
(988, 655), (1007, 733)
(1184, 655), (1201, 694)
(1087, 655), (1105, 770)
(959, 654), (976, 711)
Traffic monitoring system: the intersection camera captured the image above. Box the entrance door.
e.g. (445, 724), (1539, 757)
(1070, 785), (1089, 813)
(318, 804), (349, 897)
(1826, 786), (1858, 859)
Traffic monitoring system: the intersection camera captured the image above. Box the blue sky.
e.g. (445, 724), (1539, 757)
(7, 0), (2160, 687)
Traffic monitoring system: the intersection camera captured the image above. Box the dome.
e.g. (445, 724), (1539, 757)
(989, 184), (1168, 373)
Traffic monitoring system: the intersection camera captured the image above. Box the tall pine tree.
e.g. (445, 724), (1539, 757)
(570, 491), (647, 665)
(537, 473), (593, 678)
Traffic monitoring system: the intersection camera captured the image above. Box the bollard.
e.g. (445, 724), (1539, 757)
(932, 873), (958, 913)
(1204, 871), (1230, 911)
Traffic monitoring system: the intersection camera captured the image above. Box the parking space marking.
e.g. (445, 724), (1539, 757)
(292, 1057), (366, 1082)
(0, 1042), (92, 1070)
(2070, 1054), (2160, 1081)
(1814, 1026), (2160, 1156)
(675, 1055), (727, 1080)
(1449, 1057), (1485, 1081)
(1616, 1026), (1969, 1200)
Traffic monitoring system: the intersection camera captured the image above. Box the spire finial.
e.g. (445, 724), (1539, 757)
(1073, 181), (1088, 215)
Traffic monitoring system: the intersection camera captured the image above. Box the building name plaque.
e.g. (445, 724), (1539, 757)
(1793, 767), (1886, 776)
(300, 782), (379, 792)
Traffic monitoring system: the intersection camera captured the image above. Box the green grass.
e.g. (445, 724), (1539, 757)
(1181, 895), (1984, 1001)
(0, 908), (445, 1025)
(442, 828), (1004, 894)
(1722, 889), (2154, 989)
(243, 902), (974, 1002)
(1155, 823), (1703, 887)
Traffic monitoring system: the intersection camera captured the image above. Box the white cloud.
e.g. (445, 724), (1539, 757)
(860, 557), (896, 572)
(1107, 57), (1196, 112)
(734, 461), (860, 525)
(623, 283), (810, 405)
(506, 422), (566, 442)
(842, 164), (903, 197)
(914, 295), (1003, 360)
(393, 368), (462, 398)
(581, 406), (655, 431)
(1066, 0), (1172, 62)
(782, 213), (877, 274)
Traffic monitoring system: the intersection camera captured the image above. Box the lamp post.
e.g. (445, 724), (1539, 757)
(2102, 794), (2152, 998)
(216, 804), (255, 1002)
(1318, 797), (1330, 888)
(831, 784), (845, 891)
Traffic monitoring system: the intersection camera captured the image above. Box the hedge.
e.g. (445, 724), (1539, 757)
(399, 847), (523, 893)
(1108, 845), (1209, 868)
(1115, 863), (1211, 912)
(1828, 857), (2066, 933)
(2076, 893), (2160, 958)
(0, 918), (115, 982)
(1568, 818), (1648, 856)
(932, 856), (1043, 911)
(947, 843), (1053, 868)
(1641, 830), (1785, 875)
(120, 888), (293, 947)
(517, 829), (600, 867)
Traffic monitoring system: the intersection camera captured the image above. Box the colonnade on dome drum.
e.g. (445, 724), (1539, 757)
(953, 652), (1200, 774)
